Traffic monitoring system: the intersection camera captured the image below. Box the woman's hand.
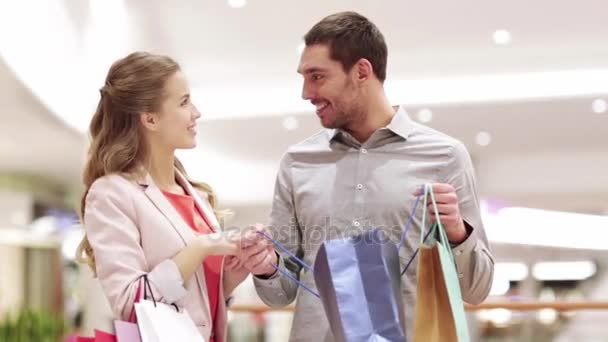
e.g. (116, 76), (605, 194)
(223, 255), (250, 294)
(198, 232), (239, 256)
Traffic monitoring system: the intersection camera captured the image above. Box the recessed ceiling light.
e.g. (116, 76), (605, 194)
(476, 131), (492, 146)
(282, 116), (298, 131)
(416, 108), (433, 123)
(493, 30), (511, 45)
(228, 0), (246, 9)
(592, 98), (607, 113)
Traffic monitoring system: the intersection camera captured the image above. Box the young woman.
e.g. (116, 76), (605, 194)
(76, 52), (259, 341)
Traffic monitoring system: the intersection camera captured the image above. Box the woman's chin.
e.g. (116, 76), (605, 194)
(177, 140), (198, 150)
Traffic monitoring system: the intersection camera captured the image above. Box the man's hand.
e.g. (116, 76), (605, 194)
(415, 183), (468, 244)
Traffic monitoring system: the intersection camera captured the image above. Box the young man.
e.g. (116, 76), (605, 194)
(245, 11), (494, 341)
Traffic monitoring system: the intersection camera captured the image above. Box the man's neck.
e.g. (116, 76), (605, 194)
(345, 93), (396, 143)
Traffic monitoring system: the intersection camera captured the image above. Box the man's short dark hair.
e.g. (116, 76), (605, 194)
(304, 11), (388, 82)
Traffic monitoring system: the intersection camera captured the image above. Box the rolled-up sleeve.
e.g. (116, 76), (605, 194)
(443, 142), (495, 305)
(84, 176), (188, 321)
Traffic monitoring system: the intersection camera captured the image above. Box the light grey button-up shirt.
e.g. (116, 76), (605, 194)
(254, 106), (494, 342)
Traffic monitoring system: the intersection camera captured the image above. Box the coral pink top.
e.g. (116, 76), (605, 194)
(162, 190), (222, 342)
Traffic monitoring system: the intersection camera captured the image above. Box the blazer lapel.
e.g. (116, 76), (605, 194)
(139, 173), (195, 244)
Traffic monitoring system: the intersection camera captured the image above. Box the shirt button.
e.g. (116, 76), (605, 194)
(361, 148), (368, 154)
(356, 184), (363, 190)
(455, 249), (463, 256)
(353, 220), (360, 227)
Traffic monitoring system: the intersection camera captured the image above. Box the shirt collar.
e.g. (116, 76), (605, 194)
(386, 106), (415, 140)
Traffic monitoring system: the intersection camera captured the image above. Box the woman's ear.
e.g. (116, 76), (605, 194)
(140, 112), (159, 131)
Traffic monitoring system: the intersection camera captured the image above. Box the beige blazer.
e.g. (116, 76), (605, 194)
(83, 169), (228, 341)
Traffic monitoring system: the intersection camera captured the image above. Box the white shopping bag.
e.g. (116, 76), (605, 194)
(133, 275), (205, 342)
(135, 299), (205, 342)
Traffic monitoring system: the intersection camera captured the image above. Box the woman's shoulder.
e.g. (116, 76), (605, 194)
(88, 173), (138, 196)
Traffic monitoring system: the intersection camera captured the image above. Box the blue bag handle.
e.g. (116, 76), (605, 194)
(256, 230), (320, 298)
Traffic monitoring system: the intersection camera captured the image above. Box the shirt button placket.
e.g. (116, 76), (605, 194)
(353, 146), (368, 230)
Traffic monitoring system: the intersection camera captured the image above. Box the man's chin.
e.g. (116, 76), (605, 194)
(320, 121), (338, 129)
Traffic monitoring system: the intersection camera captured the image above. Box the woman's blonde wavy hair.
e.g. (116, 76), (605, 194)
(75, 52), (220, 275)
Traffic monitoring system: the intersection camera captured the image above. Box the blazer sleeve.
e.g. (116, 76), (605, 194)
(84, 175), (188, 321)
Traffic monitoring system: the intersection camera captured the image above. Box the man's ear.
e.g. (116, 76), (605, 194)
(354, 58), (373, 83)
(140, 112), (159, 131)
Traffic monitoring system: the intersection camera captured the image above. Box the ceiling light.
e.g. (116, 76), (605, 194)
(484, 207), (608, 250)
(592, 99), (607, 113)
(489, 275), (510, 296)
(475, 131), (492, 146)
(228, 0), (246, 8)
(532, 261), (596, 281)
(416, 108), (433, 123)
(495, 262), (528, 281)
(493, 30), (511, 45)
(282, 116), (298, 131)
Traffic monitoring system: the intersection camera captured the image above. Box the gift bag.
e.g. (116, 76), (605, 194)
(313, 228), (406, 342)
(134, 276), (205, 342)
(259, 225), (415, 342)
(114, 320), (141, 342)
(413, 183), (470, 342)
(75, 329), (117, 342)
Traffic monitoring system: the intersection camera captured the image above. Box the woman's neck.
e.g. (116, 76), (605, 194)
(147, 147), (178, 192)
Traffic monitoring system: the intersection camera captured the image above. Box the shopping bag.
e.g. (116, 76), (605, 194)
(134, 276), (205, 342)
(114, 320), (141, 342)
(259, 224), (418, 342)
(413, 183), (470, 342)
(75, 329), (116, 342)
(257, 189), (430, 342)
(313, 228), (406, 342)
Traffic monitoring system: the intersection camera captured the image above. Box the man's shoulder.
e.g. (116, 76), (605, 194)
(285, 129), (333, 154)
(411, 122), (461, 147)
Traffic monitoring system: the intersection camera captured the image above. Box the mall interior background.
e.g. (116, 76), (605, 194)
(1, 0), (607, 341)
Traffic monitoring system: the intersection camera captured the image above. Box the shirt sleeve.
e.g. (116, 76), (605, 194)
(442, 141), (495, 304)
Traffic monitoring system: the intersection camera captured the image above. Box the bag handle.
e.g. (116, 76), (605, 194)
(140, 274), (180, 312)
(420, 183), (454, 263)
(257, 184), (442, 290)
(400, 183), (448, 275)
(256, 231), (320, 298)
(397, 191), (422, 251)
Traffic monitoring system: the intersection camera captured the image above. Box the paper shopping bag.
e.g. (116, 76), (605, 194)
(313, 229), (406, 342)
(114, 320), (141, 342)
(413, 184), (470, 342)
(135, 300), (204, 342)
